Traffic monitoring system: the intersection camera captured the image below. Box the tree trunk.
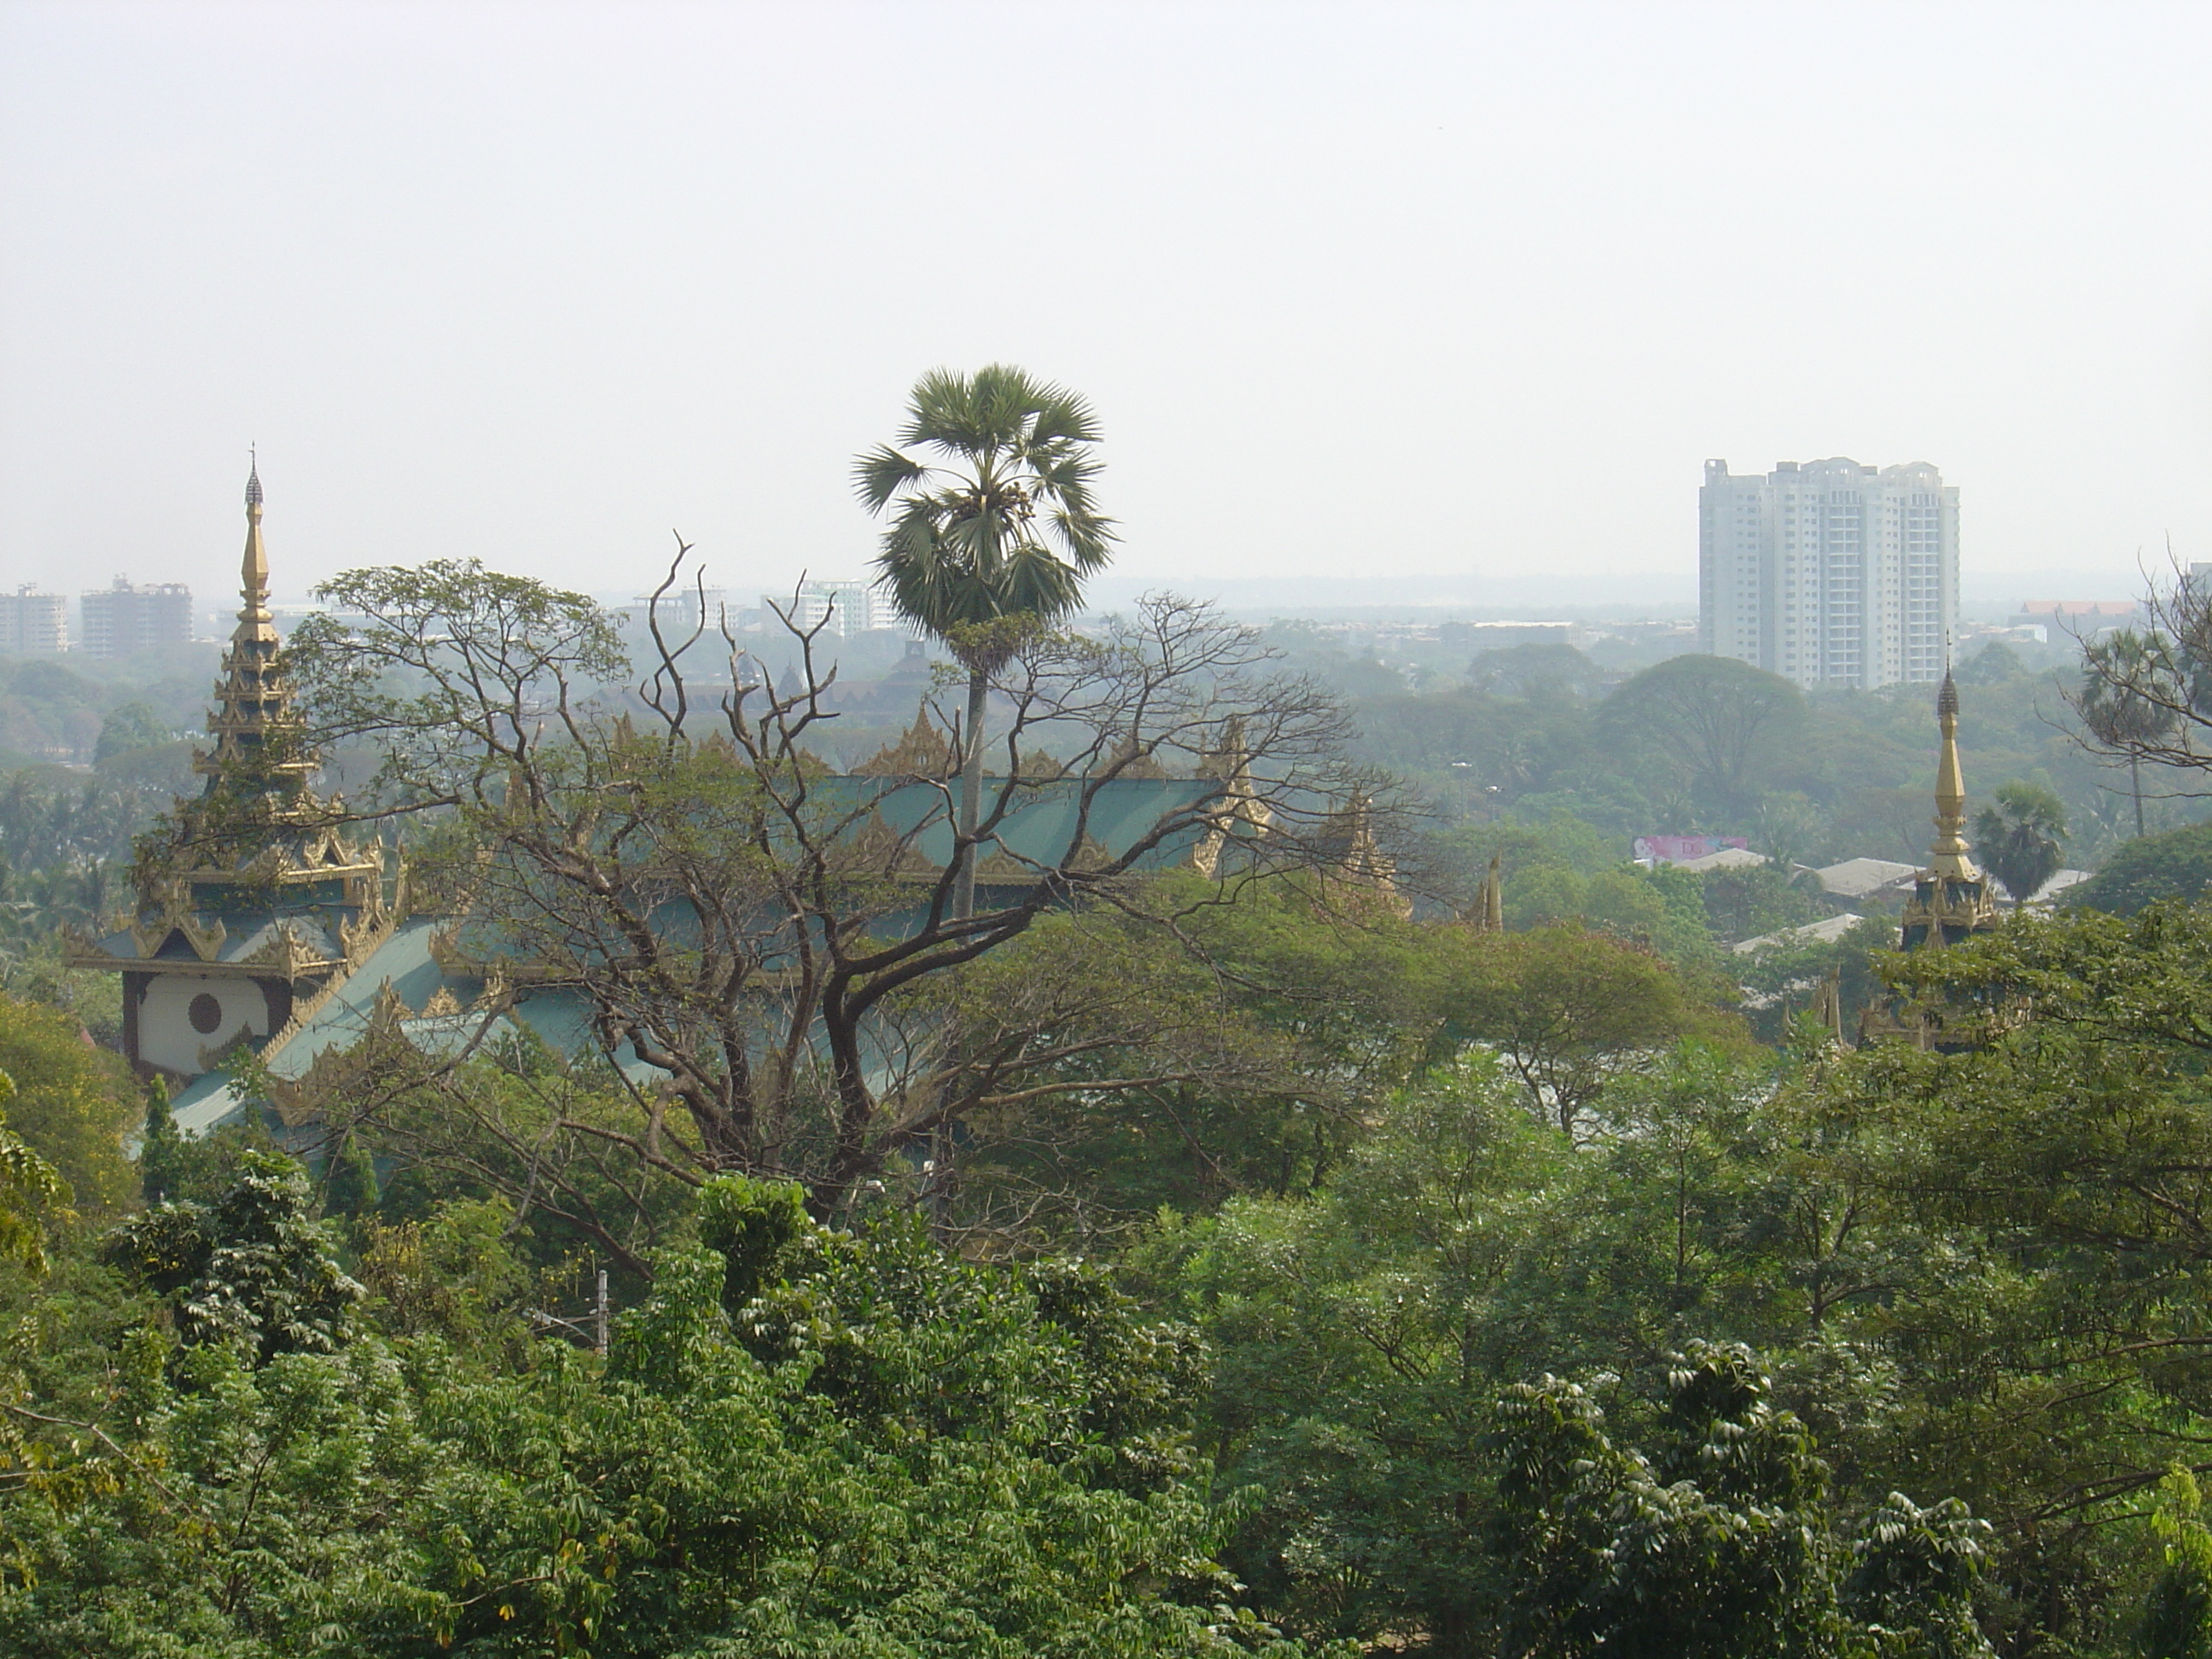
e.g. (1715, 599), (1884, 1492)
(956, 664), (988, 921)
(2132, 753), (2146, 839)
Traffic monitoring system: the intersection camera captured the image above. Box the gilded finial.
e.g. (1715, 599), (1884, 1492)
(245, 445), (263, 509)
(1929, 669), (1974, 875)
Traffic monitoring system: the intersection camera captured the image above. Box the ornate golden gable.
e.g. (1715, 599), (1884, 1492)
(855, 709), (954, 777)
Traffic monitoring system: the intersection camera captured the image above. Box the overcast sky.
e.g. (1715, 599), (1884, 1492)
(3, 0), (2209, 616)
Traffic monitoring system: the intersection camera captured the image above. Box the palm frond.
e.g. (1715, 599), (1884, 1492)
(853, 445), (928, 512)
(861, 362), (1115, 639)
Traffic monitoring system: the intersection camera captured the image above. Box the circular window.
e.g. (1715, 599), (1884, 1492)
(188, 992), (224, 1035)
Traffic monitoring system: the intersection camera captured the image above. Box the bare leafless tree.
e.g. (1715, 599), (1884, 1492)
(281, 549), (1392, 1208)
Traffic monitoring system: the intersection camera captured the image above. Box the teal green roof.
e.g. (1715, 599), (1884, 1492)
(167, 775), (1229, 1138)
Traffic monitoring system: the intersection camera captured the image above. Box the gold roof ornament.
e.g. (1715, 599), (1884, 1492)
(1320, 790), (1411, 919)
(1106, 733), (1173, 780)
(1192, 715), (1273, 876)
(69, 465), (391, 1018)
(1927, 672), (1976, 882)
(854, 708), (955, 777)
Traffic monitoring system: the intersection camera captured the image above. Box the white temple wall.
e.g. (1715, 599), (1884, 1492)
(137, 974), (276, 1078)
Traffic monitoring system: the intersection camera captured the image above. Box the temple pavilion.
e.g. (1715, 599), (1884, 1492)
(70, 471), (1397, 1140)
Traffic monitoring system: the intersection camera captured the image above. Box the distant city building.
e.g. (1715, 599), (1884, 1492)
(772, 579), (899, 640)
(1438, 621), (1579, 652)
(629, 584), (728, 638)
(1700, 457), (1957, 690)
(0, 585), (67, 655)
(80, 576), (193, 659)
(2006, 600), (2142, 641)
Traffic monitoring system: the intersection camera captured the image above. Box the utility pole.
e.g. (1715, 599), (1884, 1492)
(594, 1267), (608, 1358)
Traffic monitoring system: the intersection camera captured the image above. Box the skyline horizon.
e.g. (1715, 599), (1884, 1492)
(20, 451), (2189, 627)
(5, 3), (2208, 620)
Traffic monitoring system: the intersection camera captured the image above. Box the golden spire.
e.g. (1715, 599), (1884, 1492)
(239, 449), (272, 635)
(1928, 669), (1979, 880)
(1893, 667), (2000, 953)
(195, 458), (311, 795)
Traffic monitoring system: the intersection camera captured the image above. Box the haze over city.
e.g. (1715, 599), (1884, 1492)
(3, 1), (2209, 611)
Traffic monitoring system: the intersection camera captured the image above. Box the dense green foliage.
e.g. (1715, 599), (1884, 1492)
(18, 820), (2212, 1650)
(0, 1070), (67, 1272)
(19, 566), (2212, 1654)
(0, 994), (137, 1212)
(0, 1167), (1344, 1656)
(1340, 637), (2177, 870)
(2069, 822), (2212, 913)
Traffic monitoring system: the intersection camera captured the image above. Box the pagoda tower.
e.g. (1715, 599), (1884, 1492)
(1898, 670), (2001, 949)
(70, 466), (391, 1083)
(1855, 669), (2002, 1049)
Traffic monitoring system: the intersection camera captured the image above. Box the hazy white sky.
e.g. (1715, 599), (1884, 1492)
(3, 0), (2209, 614)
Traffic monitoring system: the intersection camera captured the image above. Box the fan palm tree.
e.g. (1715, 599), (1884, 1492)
(854, 365), (1115, 917)
(1972, 780), (2068, 904)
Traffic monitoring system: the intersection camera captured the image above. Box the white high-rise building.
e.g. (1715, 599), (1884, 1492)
(774, 579), (897, 639)
(1700, 457), (1958, 690)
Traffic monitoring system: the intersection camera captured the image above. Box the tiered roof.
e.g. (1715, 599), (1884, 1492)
(68, 468), (391, 990)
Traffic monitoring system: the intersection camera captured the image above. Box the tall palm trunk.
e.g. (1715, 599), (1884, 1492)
(955, 664), (988, 921)
(931, 662), (990, 1238)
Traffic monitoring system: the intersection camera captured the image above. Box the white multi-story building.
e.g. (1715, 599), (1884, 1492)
(0, 585), (67, 655)
(774, 579), (898, 640)
(1699, 457), (1957, 690)
(80, 576), (195, 660)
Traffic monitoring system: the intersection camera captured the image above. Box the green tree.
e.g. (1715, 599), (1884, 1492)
(2076, 626), (2184, 837)
(1956, 640), (2024, 686)
(2141, 1468), (2212, 1659)
(90, 701), (170, 767)
(0, 992), (136, 1212)
(288, 558), (1354, 1211)
(1493, 1345), (1843, 1659)
(1971, 779), (2067, 902)
(1701, 860), (1821, 945)
(1466, 641), (1602, 701)
(137, 1076), (178, 1208)
(104, 1150), (364, 1365)
(2072, 822), (2212, 914)
(1435, 925), (1741, 1132)
(1795, 904), (2212, 1647)
(0, 1174), (1342, 1657)
(854, 364), (1116, 917)
(0, 1068), (67, 1272)
(1142, 1062), (1994, 1659)
(1597, 655), (1809, 822)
